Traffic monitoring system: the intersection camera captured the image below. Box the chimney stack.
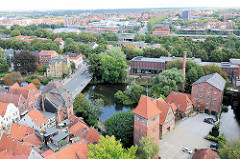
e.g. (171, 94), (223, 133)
(182, 51), (187, 92)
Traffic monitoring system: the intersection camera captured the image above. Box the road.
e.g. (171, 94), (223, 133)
(63, 65), (92, 98)
(139, 23), (148, 34)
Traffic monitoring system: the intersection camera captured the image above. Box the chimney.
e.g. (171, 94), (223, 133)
(182, 51), (187, 92)
(42, 95), (45, 112)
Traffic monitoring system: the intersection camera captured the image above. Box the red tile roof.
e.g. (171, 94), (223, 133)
(23, 134), (42, 147)
(68, 122), (89, 138)
(45, 140), (89, 159)
(133, 95), (161, 119)
(38, 50), (59, 57)
(0, 133), (31, 158)
(9, 83), (39, 100)
(27, 109), (47, 126)
(15, 35), (30, 39)
(41, 149), (54, 158)
(0, 93), (26, 109)
(154, 99), (174, 125)
(84, 127), (101, 144)
(0, 150), (26, 159)
(54, 38), (64, 42)
(192, 149), (220, 159)
(165, 91), (192, 113)
(10, 123), (34, 141)
(0, 103), (9, 117)
(68, 54), (82, 60)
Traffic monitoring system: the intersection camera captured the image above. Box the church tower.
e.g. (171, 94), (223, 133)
(132, 95), (161, 148)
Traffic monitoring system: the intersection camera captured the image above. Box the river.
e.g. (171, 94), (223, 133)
(219, 105), (240, 141)
(82, 84), (136, 121)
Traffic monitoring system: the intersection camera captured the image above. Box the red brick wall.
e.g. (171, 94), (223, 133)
(134, 114), (159, 147)
(191, 82), (223, 114)
(131, 61), (166, 70)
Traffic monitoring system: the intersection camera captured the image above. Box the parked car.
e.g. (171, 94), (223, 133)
(210, 143), (218, 149)
(210, 147), (218, 152)
(182, 147), (193, 154)
(203, 118), (214, 124)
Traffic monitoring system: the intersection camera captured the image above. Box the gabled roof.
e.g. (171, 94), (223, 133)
(38, 50), (59, 57)
(0, 133), (31, 158)
(192, 73), (226, 92)
(9, 83), (39, 100)
(84, 127), (101, 144)
(0, 150), (27, 159)
(192, 149), (220, 159)
(41, 149), (54, 158)
(27, 109), (47, 126)
(165, 91), (192, 113)
(23, 134), (42, 147)
(68, 122), (89, 138)
(10, 123), (34, 141)
(132, 95), (161, 119)
(154, 99), (174, 125)
(0, 103), (9, 117)
(0, 93), (26, 108)
(45, 140), (89, 159)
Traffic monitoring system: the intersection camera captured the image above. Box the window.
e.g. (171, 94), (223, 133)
(213, 103), (215, 106)
(214, 92), (217, 95)
(199, 94), (202, 98)
(214, 97), (216, 101)
(207, 96), (209, 99)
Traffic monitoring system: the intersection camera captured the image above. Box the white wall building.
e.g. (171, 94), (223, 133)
(0, 103), (20, 130)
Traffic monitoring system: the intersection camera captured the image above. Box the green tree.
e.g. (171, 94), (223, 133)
(209, 49), (224, 62)
(105, 111), (134, 147)
(13, 50), (37, 74)
(88, 135), (138, 159)
(103, 48), (126, 60)
(153, 68), (184, 96)
(150, 84), (166, 99)
(10, 30), (21, 37)
(139, 135), (159, 159)
(73, 93), (103, 127)
(88, 53), (102, 80)
(218, 139), (240, 159)
(78, 44), (92, 57)
(0, 50), (9, 73)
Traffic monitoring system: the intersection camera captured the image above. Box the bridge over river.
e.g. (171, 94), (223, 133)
(62, 65), (92, 98)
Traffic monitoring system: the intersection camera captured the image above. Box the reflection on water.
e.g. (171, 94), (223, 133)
(219, 106), (240, 140)
(82, 84), (136, 120)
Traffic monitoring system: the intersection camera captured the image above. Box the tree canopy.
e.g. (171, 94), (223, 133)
(104, 111), (134, 147)
(139, 135), (160, 159)
(88, 135), (138, 159)
(218, 139), (240, 159)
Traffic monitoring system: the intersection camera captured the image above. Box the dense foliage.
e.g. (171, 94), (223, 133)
(73, 93), (103, 127)
(218, 139), (240, 159)
(3, 71), (24, 85)
(139, 135), (160, 159)
(152, 68), (184, 96)
(105, 111), (134, 147)
(88, 135), (138, 159)
(114, 83), (145, 105)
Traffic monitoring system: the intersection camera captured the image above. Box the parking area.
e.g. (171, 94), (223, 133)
(159, 113), (215, 159)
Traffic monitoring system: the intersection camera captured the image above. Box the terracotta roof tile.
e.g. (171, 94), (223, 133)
(133, 95), (161, 119)
(41, 149), (54, 158)
(38, 50), (59, 57)
(0, 103), (10, 117)
(9, 83), (39, 100)
(23, 134), (42, 147)
(0, 93), (26, 109)
(68, 122), (89, 138)
(165, 91), (193, 113)
(84, 127), (101, 144)
(0, 133), (31, 158)
(10, 123), (34, 141)
(27, 109), (47, 126)
(192, 149), (220, 159)
(0, 150), (26, 159)
(45, 140), (89, 159)
(154, 99), (173, 125)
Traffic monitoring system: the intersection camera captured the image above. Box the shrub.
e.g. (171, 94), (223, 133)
(222, 106), (228, 113)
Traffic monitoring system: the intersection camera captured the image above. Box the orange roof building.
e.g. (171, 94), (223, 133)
(45, 140), (89, 159)
(18, 108), (48, 132)
(10, 123), (34, 141)
(54, 38), (64, 42)
(38, 50), (59, 66)
(165, 91), (193, 117)
(9, 83), (40, 111)
(84, 126), (101, 144)
(192, 149), (220, 159)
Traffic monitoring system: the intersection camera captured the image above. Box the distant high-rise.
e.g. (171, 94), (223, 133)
(182, 11), (191, 20)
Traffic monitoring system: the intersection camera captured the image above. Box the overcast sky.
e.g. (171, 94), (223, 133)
(2, 0), (240, 11)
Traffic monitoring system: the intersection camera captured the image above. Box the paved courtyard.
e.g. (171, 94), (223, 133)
(159, 113), (216, 159)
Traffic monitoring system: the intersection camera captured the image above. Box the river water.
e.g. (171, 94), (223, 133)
(82, 84), (136, 121)
(219, 105), (240, 141)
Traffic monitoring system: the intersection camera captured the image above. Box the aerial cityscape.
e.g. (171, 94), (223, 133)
(0, 1), (239, 159)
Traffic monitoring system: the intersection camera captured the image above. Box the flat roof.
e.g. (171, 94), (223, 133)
(131, 56), (165, 63)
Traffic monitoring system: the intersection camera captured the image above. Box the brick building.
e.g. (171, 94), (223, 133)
(133, 95), (160, 158)
(9, 83), (40, 111)
(153, 28), (170, 36)
(165, 91), (193, 117)
(38, 50), (59, 66)
(130, 56), (166, 76)
(191, 73), (226, 115)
